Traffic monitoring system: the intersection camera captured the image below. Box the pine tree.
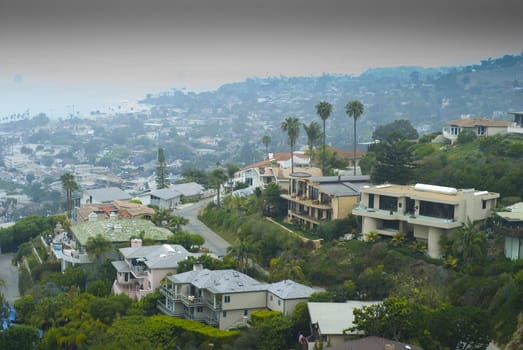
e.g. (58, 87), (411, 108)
(371, 138), (416, 185)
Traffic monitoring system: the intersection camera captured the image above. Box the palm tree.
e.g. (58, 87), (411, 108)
(302, 121), (322, 163)
(280, 116), (301, 174)
(261, 135), (271, 160)
(225, 163), (239, 192)
(60, 172), (79, 218)
(208, 167), (227, 207)
(345, 100), (364, 175)
(315, 101), (332, 174)
(86, 234), (112, 265)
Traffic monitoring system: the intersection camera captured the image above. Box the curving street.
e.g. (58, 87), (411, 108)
(174, 199), (231, 257)
(0, 253), (20, 304)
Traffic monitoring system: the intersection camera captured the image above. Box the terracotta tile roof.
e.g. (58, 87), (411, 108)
(446, 117), (512, 127)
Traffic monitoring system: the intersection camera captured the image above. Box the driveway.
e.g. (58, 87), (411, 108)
(0, 253), (19, 304)
(175, 199), (231, 257)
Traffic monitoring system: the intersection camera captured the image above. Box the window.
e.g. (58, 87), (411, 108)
(244, 309), (248, 316)
(197, 306), (203, 313)
(278, 299), (281, 306)
(223, 311), (227, 317)
(482, 200), (487, 209)
(379, 195), (398, 212)
(124, 273), (128, 282)
(477, 125), (486, 136)
(224, 296), (231, 303)
(419, 201), (454, 220)
(450, 126), (459, 136)
(270, 295), (273, 301)
(368, 193), (374, 208)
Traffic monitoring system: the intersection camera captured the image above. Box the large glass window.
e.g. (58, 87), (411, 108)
(381, 220), (400, 231)
(379, 195), (398, 212)
(419, 201), (454, 219)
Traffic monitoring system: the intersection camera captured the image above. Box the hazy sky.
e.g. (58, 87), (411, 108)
(1, 0), (523, 117)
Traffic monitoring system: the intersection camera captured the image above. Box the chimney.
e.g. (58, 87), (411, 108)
(193, 262), (203, 271)
(131, 238), (142, 247)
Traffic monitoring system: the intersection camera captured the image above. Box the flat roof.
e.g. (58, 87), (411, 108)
(359, 183), (499, 204)
(70, 218), (173, 246)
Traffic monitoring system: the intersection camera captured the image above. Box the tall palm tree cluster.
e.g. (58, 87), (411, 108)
(60, 172), (79, 218)
(279, 100), (364, 176)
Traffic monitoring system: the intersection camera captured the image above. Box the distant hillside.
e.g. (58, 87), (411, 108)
(142, 52), (523, 147)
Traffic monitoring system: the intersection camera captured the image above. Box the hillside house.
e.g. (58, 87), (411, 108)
(442, 116), (511, 143)
(234, 152), (322, 191)
(52, 216), (173, 271)
(352, 183), (499, 258)
(157, 266), (316, 330)
(281, 174), (371, 230)
(112, 241), (199, 300)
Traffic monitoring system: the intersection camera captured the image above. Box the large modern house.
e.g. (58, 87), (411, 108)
(352, 183), (499, 258)
(157, 265), (316, 330)
(281, 174), (371, 230)
(112, 241), (199, 300)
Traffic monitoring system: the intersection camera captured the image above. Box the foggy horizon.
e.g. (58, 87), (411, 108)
(1, 0), (523, 118)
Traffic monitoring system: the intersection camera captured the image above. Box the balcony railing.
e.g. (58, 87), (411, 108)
(159, 286), (222, 310)
(156, 300), (183, 317)
(281, 194), (332, 209)
(131, 265), (149, 277)
(353, 205), (462, 229)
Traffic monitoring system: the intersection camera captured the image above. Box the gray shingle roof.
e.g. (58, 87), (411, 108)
(111, 260), (131, 273)
(169, 269), (268, 293)
(170, 182), (204, 197)
(150, 188), (181, 200)
(267, 280), (316, 299)
(86, 187), (132, 203)
(318, 183), (360, 196)
(119, 244), (198, 269)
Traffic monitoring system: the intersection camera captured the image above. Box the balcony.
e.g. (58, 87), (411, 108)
(281, 194), (332, 209)
(406, 215), (461, 229)
(131, 265), (149, 278)
(157, 300), (183, 317)
(160, 285), (222, 310)
(353, 206), (462, 229)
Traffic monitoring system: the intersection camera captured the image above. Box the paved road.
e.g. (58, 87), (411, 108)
(0, 253), (20, 304)
(175, 199), (231, 257)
